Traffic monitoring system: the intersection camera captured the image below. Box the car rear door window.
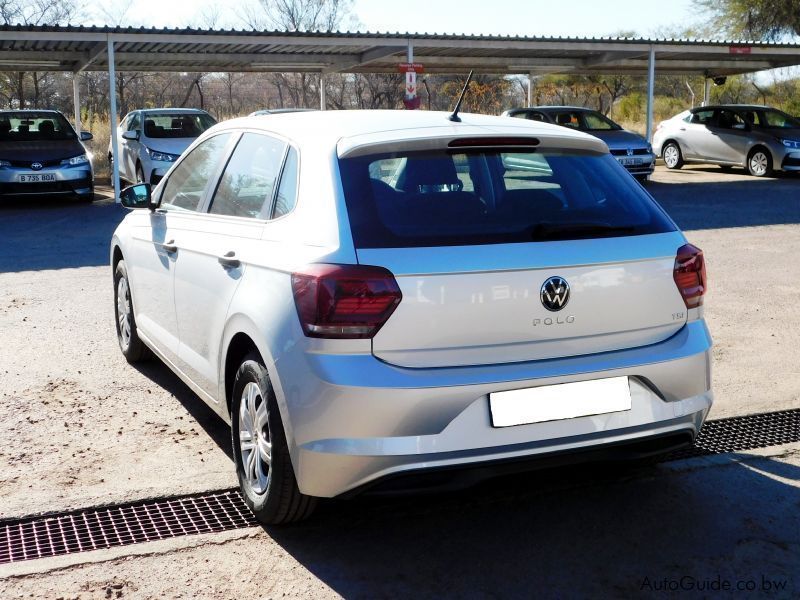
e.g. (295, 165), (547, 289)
(209, 133), (287, 219)
(339, 149), (674, 248)
(690, 109), (714, 125)
(160, 133), (232, 212)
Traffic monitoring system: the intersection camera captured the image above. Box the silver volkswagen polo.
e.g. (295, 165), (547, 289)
(110, 110), (712, 524)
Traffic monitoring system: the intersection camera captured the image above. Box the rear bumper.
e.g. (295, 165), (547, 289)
(281, 319), (713, 497)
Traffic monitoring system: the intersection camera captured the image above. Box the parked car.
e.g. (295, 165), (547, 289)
(108, 108), (216, 185)
(111, 110), (712, 524)
(503, 106), (655, 181)
(249, 108), (317, 116)
(0, 109), (94, 201)
(653, 104), (800, 177)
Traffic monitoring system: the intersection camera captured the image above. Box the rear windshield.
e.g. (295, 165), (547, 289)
(339, 149), (674, 248)
(0, 112), (76, 142)
(143, 113), (216, 139)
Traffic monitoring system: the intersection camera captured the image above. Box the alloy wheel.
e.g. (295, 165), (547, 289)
(238, 382), (272, 495)
(116, 276), (131, 349)
(664, 145), (679, 168)
(750, 152), (768, 176)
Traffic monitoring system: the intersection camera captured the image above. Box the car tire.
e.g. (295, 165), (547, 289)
(747, 148), (772, 177)
(662, 142), (683, 169)
(231, 354), (317, 525)
(113, 259), (152, 363)
(136, 164), (146, 184)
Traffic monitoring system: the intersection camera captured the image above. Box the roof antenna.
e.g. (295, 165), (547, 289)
(448, 70), (474, 123)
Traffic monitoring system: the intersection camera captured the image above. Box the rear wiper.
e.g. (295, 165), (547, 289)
(529, 222), (636, 241)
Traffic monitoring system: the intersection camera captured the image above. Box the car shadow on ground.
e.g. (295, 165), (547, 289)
(266, 454), (799, 598)
(131, 360), (234, 461)
(648, 168), (800, 231)
(0, 187), (123, 273)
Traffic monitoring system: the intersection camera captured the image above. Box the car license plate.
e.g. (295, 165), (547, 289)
(18, 173), (56, 183)
(618, 157), (642, 166)
(489, 377), (632, 427)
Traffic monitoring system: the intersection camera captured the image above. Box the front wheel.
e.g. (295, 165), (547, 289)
(747, 148), (772, 177)
(662, 142), (683, 169)
(113, 260), (151, 363)
(231, 355), (317, 525)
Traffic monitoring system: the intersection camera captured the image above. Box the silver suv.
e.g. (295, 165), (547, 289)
(111, 110), (713, 524)
(653, 104), (800, 177)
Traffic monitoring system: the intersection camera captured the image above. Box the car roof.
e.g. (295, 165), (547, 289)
(690, 104), (772, 112)
(212, 109), (607, 155)
(139, 108), (209, 114)
(0, 109), (62, 114)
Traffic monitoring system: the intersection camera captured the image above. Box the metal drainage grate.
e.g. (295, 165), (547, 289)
(0, 489), (256, 565)
(665, 407), (800, 461)
(2, 408), (800, 565)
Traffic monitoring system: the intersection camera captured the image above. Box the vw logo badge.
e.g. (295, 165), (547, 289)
(626, 148), (634, 157)
(30, 162), (43, 170)
(540, 276), (570, 312)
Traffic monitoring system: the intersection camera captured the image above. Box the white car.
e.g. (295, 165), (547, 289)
(111, 110), (713, 524)
(108, 108), (216, 185)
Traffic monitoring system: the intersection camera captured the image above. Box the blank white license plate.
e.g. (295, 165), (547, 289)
(489, 377), (632, 427)
(19, 173), (56, 182)
(618, 157), (642, 166)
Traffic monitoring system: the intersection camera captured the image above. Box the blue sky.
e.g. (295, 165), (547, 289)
(91, 0), (702, 39)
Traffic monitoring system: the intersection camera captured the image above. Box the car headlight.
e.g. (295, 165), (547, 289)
(0, 160), (10, 168)
(781, 139), (800, 150)
(144, 147), (179, 162)
(62, 154), (89, 166)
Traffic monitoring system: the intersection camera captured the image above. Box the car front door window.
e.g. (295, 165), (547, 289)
(160, 133), (233, 212)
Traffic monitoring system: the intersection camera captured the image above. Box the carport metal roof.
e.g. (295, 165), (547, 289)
(3, 24), (800, 201)
(1, 25), (800, 76)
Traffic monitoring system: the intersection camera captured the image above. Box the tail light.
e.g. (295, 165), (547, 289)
(291, 264), (402, 339)
(673, 244), (706, 308)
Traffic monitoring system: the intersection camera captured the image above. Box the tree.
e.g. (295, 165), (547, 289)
(700, 0), (800, 40)
(0, 0), (79, 108)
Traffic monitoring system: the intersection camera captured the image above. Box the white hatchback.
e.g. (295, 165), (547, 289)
(111, 110), (713, 524)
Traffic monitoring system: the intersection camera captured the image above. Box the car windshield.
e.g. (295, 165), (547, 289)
(339, 148), (674, 248)
(756, 109), (800, 129)
(0, 112), (76, 142)
(142, 113), (216, 139)
(551, 110), (621, 131)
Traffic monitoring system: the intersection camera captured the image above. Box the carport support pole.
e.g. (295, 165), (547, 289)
(528, 72), (533, 107)
(319, 72), (326, 110)
(72, 74), (81, 135)
(703, 78), (711, 106)
(107, 37), (121, 203)
(645, 45), (655, 142)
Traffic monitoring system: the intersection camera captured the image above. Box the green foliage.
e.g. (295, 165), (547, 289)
(699, 0), (800, 40)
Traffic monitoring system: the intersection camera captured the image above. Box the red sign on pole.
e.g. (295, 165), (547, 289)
(398, 62), (424, 73)
(729, 46), (752, 55)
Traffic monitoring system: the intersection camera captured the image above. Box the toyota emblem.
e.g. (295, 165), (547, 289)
(30, 162), (43, 170)
(540, 276), (570, 312)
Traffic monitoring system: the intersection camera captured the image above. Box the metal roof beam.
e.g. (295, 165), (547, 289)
(325, 45), (402, 73)
(582, 50), (649, 67)
(73, 41), (107, 73)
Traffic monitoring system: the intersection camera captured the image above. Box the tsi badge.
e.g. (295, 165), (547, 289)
(535, 276), (575, 326)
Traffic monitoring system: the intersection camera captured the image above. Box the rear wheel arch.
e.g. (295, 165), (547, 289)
(660, 138), (679, 156)
(224, 332), (264, 416)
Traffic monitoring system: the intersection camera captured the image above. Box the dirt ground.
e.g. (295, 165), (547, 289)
(1, 165), (799, 598)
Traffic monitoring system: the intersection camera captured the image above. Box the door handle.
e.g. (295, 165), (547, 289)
(679, 127), (686, 131)
(218, 251), (241, 269)
(162, 240), (178, 253)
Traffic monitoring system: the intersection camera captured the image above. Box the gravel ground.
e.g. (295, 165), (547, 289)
(1, 165), (799, 597)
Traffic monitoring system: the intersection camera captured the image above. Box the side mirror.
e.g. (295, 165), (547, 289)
(121, 130), (139, 141)
(119, 183), (155, 210)
(80, 131), (93, 141)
